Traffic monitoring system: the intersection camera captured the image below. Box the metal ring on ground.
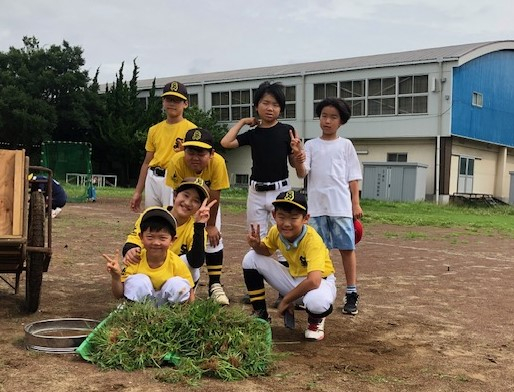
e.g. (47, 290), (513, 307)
(24, 318), (100, 353)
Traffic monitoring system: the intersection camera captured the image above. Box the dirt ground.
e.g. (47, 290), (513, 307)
(1, 197), (514, 392)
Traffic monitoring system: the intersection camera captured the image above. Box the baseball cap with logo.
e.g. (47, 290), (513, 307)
(182, 128), (214, 150)
(175, 177), (210, 202)
(161, 81), (188, 101)
(272, 190), (308, 212)
(140, 207), (177, 236)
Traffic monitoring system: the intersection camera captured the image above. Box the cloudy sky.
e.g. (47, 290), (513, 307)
(1, 0), (513, 84)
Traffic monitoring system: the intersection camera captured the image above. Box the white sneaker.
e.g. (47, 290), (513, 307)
(209, 283), (229, 306)
(304, 317), (325, 341)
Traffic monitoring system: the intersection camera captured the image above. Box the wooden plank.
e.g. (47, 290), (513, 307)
(0, 150), (15, 235)
(12, 152), (26, 236)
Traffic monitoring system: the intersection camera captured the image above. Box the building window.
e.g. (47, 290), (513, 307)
(211, 91), (230, 121)
(368, 78), (396, 116)
(472, 92), (483, 108)
(231, 89), (251, 120)
(279, 85), (296, 119)
(188, 93), (199, 107)
(313, 82), (337, 114)
(398, 75), (428, 114)
(233, 174), (249, 187)
(387, 153), (407, 162)
(340, 80), (365, 117)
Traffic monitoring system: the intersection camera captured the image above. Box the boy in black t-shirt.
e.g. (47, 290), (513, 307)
(221, 81), (303, 305)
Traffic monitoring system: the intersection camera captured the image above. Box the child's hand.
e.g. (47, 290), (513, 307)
(103, 250), (122, 278)
(243, 117), (260, 127)
(289, 129), (303, 155)
(123, 247), (141, 266)
(247, 223), (261, 248)
(194, 198), (218, 224)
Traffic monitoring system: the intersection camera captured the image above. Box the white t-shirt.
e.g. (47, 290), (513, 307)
(303, 137), (362, 218)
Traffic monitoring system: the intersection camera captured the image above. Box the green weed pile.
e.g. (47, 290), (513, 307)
(84, 299), (273, 382)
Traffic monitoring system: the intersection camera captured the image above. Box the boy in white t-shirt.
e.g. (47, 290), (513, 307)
(295, 97), (363, 315)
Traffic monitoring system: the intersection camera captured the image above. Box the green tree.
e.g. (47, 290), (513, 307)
(0, 36), (91, 155)
(184, 106), (229, 153)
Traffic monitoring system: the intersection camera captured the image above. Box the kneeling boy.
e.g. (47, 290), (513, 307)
(105, 207), (194, 305)
(243, 190), (336, 341)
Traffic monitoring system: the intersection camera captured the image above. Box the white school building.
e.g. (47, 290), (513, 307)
(137, 40), (514, 203)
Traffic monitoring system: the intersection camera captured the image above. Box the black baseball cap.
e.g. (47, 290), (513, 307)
(161, 81), (188, 101)
(140, 207), (177, 236)
(272, 190), (308, 212)
(182, 128), (214, 150)
(175, 177), (210, 202)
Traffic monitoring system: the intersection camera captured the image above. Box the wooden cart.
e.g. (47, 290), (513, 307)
(0, 149), (53, 312)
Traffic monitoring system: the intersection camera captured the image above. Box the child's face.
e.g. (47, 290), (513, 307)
(184, 147), (213, 174)
(162, 96), (188, 119)
(272, 208), (309, 242)
(173, 187), (203, 219)
(319, 105), (343, 136)
(256, 93), (281, 124)
(140, 228), (173, 255)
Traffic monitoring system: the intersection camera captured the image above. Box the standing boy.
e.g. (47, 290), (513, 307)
(104, 207), (194, 306)
(130, 81), (196, 212)
(123, 177), (216, 287)
(243, 190), (336, 341)
(220, 81), (303, 304)
(295, 97), (363, 315)
(166, 128), (230, 305)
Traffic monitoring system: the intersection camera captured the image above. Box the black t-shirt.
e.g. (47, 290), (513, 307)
(236, 122), (293, 182)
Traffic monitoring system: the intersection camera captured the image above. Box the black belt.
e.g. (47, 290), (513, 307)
(254, 180), (288, 192)
(150, 166), (166, 177)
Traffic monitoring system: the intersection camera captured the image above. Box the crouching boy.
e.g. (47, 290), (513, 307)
(243, 190), (337, 341)
(104, 207), (194, 306)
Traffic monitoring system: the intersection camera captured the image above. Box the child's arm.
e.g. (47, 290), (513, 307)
(205, 190), (222, 247)
(131, 151), (154, 212)
(247, 224), (272, 256)
(349, 180), (363, 219)
(277, 270), (323, 316)
(187, 198), (217, 268)
(289, 129), (307, 177)
(220, 118), (259, 148)
(188, 288), (195, 303)
(103, 250), (125, 299)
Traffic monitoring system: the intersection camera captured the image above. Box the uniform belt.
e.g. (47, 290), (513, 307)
(252, 179), (288, 192)
(149, 166), (166, 177)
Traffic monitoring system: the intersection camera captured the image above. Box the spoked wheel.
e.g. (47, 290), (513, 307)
(26, 190), (46, 313)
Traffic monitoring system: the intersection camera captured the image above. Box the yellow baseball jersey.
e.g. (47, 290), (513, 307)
(262, 225), (335, 278)
(126, 211), (198, 256)
(121, 248), (194, 290)
(166, 152), (230, 191)
(146, 119), (197, 168)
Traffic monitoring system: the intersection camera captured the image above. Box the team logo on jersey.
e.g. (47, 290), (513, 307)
(300, 255), (307, 267)
(180, 244), (188, 256)
(173, 138), (183, 151)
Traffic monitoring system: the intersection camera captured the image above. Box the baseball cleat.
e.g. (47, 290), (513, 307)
(209, 283), (230, 306)
(304, 317), (325, 341)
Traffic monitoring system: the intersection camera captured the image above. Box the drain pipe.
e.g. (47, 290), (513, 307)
(435, 58), (444, 204)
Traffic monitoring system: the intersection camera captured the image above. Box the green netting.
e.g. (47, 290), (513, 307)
(40, 141), (92, 202)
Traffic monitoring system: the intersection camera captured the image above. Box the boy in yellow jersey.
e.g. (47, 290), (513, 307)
(104, 208), (194, 305)
(130, 81), (197, 212)
(243, 190), (337, 341)
(166, 128), (230, 305)
(123, 178), (215, 287)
